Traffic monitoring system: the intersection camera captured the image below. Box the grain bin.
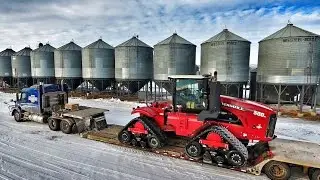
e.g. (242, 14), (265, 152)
(54, 41), (82, 90)
(11, 47), (33, 87)
(115, 36), (153, 93)
(82, 39), (115, 91)
(30, 43), (56, 84)
(154, 33), (196, 93)
(201, 29), (251, 97)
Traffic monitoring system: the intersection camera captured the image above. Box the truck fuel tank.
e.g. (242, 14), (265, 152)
(27, 114), (45, 123)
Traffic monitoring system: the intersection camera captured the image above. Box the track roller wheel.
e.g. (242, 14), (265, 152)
(185, 141), (203, 159)
(226, 150), (246, 167)
(118, 130), (132, 144)
(48, 117), (60, 131)
(60, 120), (72, 134)
(310, 168), (320, 180)
(263, 161), (291, 180)
(147, 136), (161, 149)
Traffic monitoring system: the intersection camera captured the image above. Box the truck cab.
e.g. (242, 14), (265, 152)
(9, 83), (68, 123)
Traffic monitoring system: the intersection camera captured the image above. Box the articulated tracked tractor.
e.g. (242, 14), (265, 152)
(118, 73), (277, 167)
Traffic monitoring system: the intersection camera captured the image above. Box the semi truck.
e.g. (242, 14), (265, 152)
(8, 83), (108, 134)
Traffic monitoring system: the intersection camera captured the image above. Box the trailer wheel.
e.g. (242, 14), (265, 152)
(60, 120), (72, 134)
(311, 169), (320, 180)
(264, 161), (291, 180)
(48, 117), (60, 131)
(13, 110), (22, 122)
(185, 141), (203, 158)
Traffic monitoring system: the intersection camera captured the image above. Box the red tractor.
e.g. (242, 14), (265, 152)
(118, 74), (277, 167)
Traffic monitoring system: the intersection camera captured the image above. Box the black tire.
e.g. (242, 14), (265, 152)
(264, 161), (291, 180)
(311, 169), (320, 180)
(147, 136), (161, 149)
(226, 150), (246, 167)
(309, 168), (316, 180)
(13, 110), (22, 122)
(60, 120), (72, 134)
(185, 141), (203, 158)
(48, 117), (60, 131)
(118, 130), (132, 144)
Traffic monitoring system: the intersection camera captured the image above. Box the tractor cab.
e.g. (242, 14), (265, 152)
(169, 75), (208, 114)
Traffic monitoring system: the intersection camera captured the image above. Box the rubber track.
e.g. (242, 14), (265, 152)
(187, 126), (248, 161)
(141, 117), (167, 143)
(119, 118), (167, 147)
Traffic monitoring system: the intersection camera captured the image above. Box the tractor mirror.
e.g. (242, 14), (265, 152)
(16, 93), (19, 101)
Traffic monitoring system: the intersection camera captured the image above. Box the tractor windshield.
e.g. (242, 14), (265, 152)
(175, 79), (206, 112)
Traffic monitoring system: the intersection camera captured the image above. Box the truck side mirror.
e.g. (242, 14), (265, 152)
(16, 92), (19, 101)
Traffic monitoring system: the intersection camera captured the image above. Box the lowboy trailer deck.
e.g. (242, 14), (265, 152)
(82, 124), (320, 180)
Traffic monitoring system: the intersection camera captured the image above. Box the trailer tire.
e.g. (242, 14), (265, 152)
(48, 117), (60, 131)
(13, 110), (22, 122)
(311, 169), (320, 180)
(60, 120), (72, 134)
(264, 161), (291, 180)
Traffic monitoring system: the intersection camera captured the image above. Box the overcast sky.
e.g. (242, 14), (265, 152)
(0, 0), (319, 65)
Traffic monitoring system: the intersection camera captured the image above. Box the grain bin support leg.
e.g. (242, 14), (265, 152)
(299, 85), (305, 112)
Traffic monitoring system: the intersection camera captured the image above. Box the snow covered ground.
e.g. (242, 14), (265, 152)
(0, 92), (319, 179)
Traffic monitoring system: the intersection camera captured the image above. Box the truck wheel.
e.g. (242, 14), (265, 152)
(60, 120), (72, 134)
(48, 117), (60, 131)
(13, 110), (22, 122)
(311, 169), (320, 180)
(185, 141), (203, 158)
(264, 161), (291, 180)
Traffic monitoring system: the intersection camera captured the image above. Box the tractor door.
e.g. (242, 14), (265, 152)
(175, 79), (206, 114)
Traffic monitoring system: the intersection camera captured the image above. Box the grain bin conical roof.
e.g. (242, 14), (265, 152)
(84, 39), (114, 49)
(203, 29), (250, 43)
(155, 33), (195, 45)
(13, 47), (32, 56)
(57, 41), (81, 51)
(117, 36), (152, 48)
(32, 44), (55, 52)
(0, 48), (15, 56)
(260, 23), (319, 42)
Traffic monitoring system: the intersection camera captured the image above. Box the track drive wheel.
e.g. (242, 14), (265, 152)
(13, 110), (22, 122)
(118, 130), (132, 144)
(226, 150), (246, 167)
(185, 141), (203, 159)
(48, 117), (60, 131)
(60, 120), (72, 134)
(263, 161), (291, 180)
(147, 136), (161, 149)
(310, 169), (320, 180)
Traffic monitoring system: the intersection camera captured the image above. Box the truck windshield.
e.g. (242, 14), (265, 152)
(175, 79), (205, 111)
(19, 92), (28, 103)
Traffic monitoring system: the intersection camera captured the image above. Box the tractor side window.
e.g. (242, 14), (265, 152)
(176, 79), (205, 112)
(218, 110), (242, 125)
(20, 92), (28, 103)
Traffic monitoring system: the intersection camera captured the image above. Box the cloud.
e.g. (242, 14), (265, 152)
(0, 0), (319, 65)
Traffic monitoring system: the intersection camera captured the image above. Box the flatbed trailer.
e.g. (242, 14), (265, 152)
(49, 106), (108, 134)
(81, 125), (320, 180)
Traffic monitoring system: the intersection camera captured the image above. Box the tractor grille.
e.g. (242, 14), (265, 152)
(266, 114), (277, 138)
